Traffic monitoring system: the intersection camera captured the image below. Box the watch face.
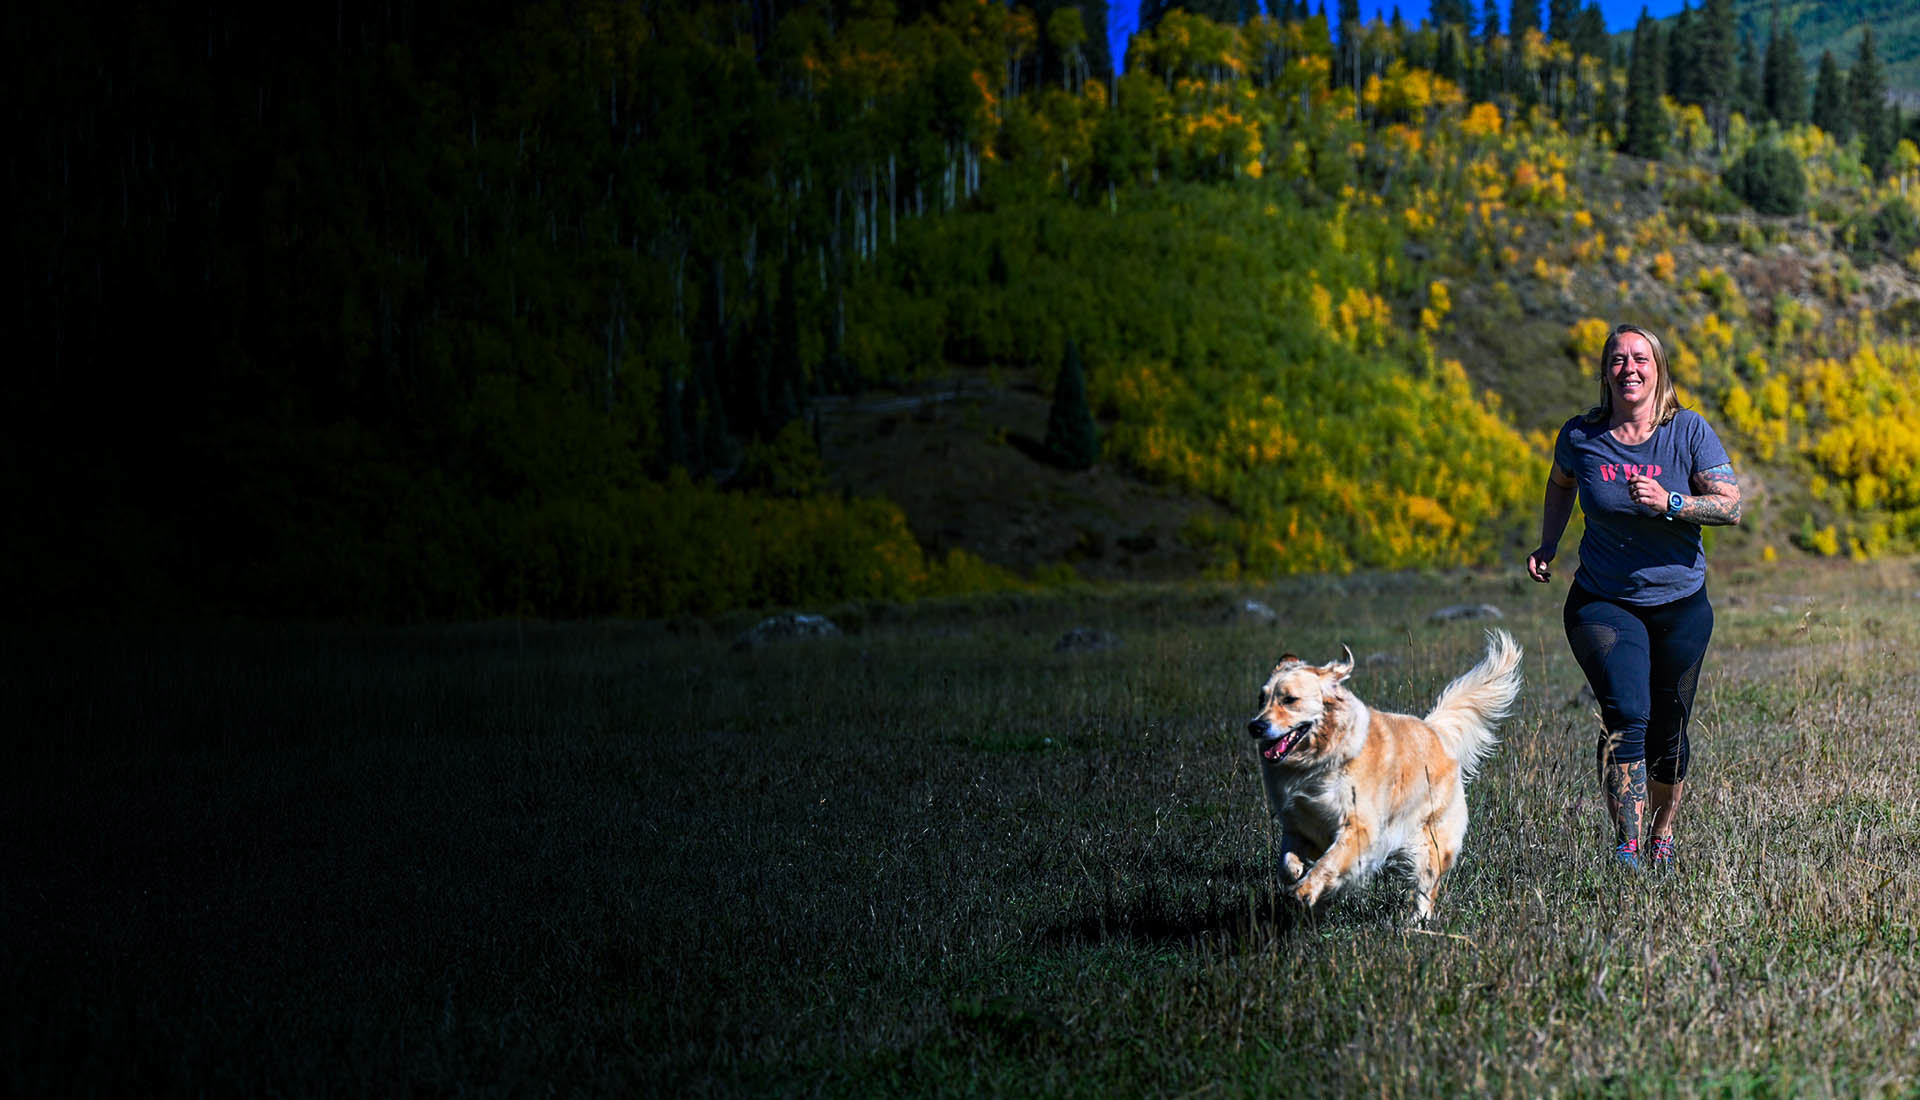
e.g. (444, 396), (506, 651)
(1668, 492), (1684, 515)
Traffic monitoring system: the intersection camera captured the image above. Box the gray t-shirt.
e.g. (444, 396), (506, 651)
(1554, 408), (1731, 606)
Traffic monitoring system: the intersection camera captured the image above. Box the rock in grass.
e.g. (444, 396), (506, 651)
(733, 613), (841, 651)
(1428, 603), (1504, 623)
(1225, 599), (1278, 623)
(1054, 627), (1120, 653)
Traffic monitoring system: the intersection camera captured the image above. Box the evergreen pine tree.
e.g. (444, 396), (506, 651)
(1666, 4), (1698, 105)
(1547, 0), (1575, 43)
(747, 272), (779, 438)
(1510, 0), (1540, 39)
(1851, 28), (1893, 175)
(1435, 23), (1462, 83)
(1725, 139), (1806, 215)
(1737, 32), (1762, 122)
(1759, 10), (1783, 121)
(1431, 0), (1471, 29)
(771, 257), (805, 431)
(1623, 9), (1667, 159)
(1570, 3), (1606, 60)
(1812, 49), (1849, 139)
(661, 370), (689, 474)
(1480, 0), (1500, 44)
(697, 256), (735, 474)
(1044, 339), (1099, 471)
(1774, 26), (1807, 125)
(1697, 0), (1737, 121)
(1095, 1), (1118, 80)
(696, 344), (732, 477)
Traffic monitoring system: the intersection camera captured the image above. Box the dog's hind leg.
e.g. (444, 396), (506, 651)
(1406, 839), (1449, 923)
(1410, 802), (1469, 922)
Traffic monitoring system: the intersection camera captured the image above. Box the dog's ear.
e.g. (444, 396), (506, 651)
(1324, 645), (1354, 684)
(1276, 653), (1301, 670)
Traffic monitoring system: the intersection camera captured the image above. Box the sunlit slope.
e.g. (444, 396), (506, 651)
(840, 9), (1920, 571)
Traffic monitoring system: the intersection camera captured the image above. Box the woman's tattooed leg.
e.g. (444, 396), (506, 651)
(1605, 760), (1648, 846)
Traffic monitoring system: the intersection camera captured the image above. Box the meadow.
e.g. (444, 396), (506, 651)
(7, 559), (1920, 1096)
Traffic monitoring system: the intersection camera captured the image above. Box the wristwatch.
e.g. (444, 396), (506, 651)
(1665, 491), (1684, 520)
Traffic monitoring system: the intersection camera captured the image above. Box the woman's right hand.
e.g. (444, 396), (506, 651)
(1526, 547), (1555, 583)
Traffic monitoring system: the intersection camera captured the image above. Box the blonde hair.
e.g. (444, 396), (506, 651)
(1584, 323), (1681, 426)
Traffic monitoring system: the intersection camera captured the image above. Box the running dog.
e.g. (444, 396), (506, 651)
(1247, 630), (1521, 921)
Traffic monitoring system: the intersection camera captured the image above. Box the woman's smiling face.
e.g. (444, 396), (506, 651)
(1607, 330), (1658, 412)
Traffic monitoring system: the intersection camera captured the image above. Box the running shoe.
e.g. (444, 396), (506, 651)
(1647, 835), (1675, 870)
(1613, 838), (1640, 869)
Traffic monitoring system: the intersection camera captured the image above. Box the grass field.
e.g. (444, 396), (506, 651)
(7, 560), (1920, 1096)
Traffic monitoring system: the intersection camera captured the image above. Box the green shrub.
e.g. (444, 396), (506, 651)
(1860, 200), (1920, 262)
(1724, 142), (1806, 217)
(1044, 339), (1100, 470)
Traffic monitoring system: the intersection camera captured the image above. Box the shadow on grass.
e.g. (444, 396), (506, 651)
(1032, 880), (1309, 951)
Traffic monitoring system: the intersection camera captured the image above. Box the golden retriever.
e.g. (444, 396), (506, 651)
(1247, 629), (1521, 921)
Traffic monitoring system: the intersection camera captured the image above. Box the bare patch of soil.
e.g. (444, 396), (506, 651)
(814, 372), (1232, 582)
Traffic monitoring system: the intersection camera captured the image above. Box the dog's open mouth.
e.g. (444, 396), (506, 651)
(1262, 722), (1313, 761)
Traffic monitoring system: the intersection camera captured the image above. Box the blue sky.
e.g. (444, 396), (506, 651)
(1109, 0), (1691, 72)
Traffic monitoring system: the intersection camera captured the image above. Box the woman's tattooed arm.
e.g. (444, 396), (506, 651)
(1679, 463), (1742, 526)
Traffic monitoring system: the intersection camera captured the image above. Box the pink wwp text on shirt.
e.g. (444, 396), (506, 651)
(1598, 463), (1662, 481)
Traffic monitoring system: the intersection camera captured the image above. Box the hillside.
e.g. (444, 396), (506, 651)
(1730, 0), (1920, 97)
(818, 145), (1920, 583)
(814, 375), (1233, 581)
(18, 1), (1920, 620)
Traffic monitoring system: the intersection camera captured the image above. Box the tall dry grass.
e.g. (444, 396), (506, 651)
(5, 561), (1919, 1095)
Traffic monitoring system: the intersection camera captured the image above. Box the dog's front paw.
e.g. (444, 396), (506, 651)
(1293, 875), (1326, 908)
(1281, 852), (1306, 883)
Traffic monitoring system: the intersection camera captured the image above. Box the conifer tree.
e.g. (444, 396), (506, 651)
(1737, 32), (1762, 122)
(1509, 0), (1540, 39)
(1773, 26), (1806, 125)
(1666, 4), (1698, 105)
(1851, 28), (1892, 175)
(1812, 49), (1849, 140)
(1079, 0), (1113, 82)
(1622, 9), (1667, 160)
(696, 347), (732, 477)
(1570, 3), (1606, 60)
(1045, 339), (1099, 471)
(1431, 0), (1471, 29)
(1547, 0), (1575, 43)
(771, 257), (805, 432)
(1726, 138), (1806, 215)
(661, 371), (690, 474)
(1435, 22), (1462, 83)
(1697, 0), (1737, 122)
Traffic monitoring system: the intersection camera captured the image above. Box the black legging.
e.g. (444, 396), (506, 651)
(1563, 581), (1714, 784)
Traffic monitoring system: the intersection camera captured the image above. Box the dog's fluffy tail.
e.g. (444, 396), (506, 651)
(1423, 628), (1522, 781)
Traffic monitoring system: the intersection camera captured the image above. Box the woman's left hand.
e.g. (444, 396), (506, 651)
(1626, 474), (1669, 516)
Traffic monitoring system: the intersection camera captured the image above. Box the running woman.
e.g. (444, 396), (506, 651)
(1526, 324), (1743, 869)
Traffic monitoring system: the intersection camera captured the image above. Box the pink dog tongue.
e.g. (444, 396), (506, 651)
(1263, 728), (1299, 761)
